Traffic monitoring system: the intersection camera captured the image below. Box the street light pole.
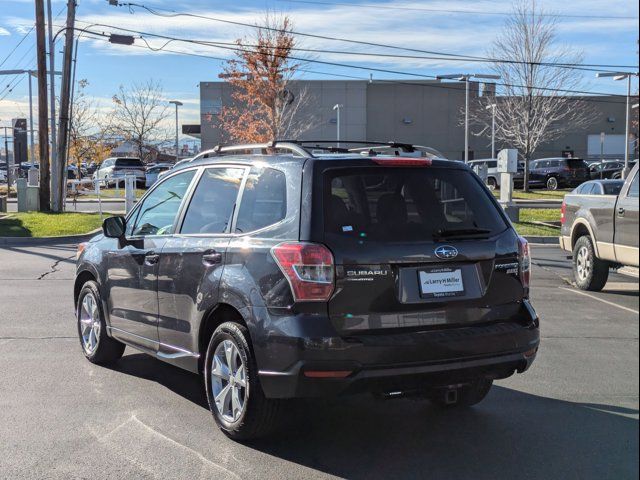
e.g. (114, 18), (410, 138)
(486, 103), (497, 159)
(436, 73), (501, 163)
(596, 71), (639, 179)
(169, 100), (183, 160)
(333, 104), (343, 148)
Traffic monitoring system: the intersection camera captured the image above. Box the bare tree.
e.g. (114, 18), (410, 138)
(68, 80), (110, 169)
(217, 13), (317, 143)
(469, 0), (592, 191)
(109, 80), (171, 161)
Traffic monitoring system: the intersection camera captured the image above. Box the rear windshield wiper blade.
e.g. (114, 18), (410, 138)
(434, 228), (492, 239)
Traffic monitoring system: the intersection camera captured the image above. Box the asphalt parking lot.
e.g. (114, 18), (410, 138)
(0, 242), (637, 479)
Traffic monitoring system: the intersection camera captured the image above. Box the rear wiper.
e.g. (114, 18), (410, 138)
(434, 228), (492, 239)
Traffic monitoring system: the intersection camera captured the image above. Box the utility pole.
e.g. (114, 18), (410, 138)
(2, 127), (10, 192)
(46, 0), (58, 205)
(28, 71), (35, 162)
(35, 0), (50, 211)
(169, 100), (183, 160)
(333, 104), (343, 148)
(54, 0), (76, 212)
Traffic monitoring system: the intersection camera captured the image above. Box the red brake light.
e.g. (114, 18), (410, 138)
(372, 158), (432, 166)
(518, 236), (531, 290)
(560, 201), (567, 224)
(271, 242), (335, 302)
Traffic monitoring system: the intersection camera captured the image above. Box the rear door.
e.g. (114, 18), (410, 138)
(319, 163), (523, 334)
(156, 166), (246, 356)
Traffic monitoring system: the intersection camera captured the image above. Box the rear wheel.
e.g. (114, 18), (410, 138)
(76, 281), (125, 364)
(430, 378), (493, 408)
(487, 177), (498, 190)
(573, 236), (609, 291)
(204, 322), (281, 440)
(546, 176), (559, 190)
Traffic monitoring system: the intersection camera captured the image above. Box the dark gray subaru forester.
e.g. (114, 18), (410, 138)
(74, 141), (539, 440)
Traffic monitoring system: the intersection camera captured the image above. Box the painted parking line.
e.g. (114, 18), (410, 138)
(559, 287), (639, 315)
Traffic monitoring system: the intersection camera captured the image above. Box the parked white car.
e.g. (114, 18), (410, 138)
(468, 159), (500, 189)
(92, 157), (146, 187)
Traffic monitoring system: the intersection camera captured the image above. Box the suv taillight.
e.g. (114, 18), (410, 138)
(271, 242), (335, 302)
(518, 236), (531, 289)
(560, 201), (567, 224)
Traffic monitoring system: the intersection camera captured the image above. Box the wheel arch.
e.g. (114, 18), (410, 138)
(74, 269), (98, 307)
(197, 303), (249, 372)
(570, 220), (599, 257)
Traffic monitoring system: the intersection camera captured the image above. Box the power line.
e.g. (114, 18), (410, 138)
(0, 25), (36, 69)
(114, 2), (639, 71)
(277, 0), (639, 20)
(82, 26), (630, 106)
(73, 21), (634, 99)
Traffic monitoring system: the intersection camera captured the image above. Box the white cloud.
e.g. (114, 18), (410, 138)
(0, 26), (10, 36)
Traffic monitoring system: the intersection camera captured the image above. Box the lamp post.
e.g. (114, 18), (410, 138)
(437, 73), (501, 162)
(596, 71), (639, 179)
(333, 104), (343, 148)
(169, 100), (183, 160)
(486, 103), (497, 159)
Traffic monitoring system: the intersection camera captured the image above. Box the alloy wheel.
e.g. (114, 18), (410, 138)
(211, 340), (247, 423)
(79, 292), (101, 355)
(576, 246), (592, 282)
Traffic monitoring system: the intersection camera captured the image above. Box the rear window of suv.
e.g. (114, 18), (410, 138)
(115, 158), (144, 168)
(324, 167), (508, 242)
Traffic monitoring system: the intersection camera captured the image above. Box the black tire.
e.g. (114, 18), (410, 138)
(487, 177), (498, 190)
(76, 281), (125, 364)
(546, 176), (559, 190)
(430, 378), (493, 408)
(573, 236), (609, 291)
(204, 322), (281, 441)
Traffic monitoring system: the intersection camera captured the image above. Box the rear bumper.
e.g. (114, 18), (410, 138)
(254, 301), (540, 399)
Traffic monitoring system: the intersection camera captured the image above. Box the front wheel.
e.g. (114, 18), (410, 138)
(546, 176), (559, 190)
(573, 236), (609, 291)
(76, 281), (125, 364)
(204, 322), (281, 440)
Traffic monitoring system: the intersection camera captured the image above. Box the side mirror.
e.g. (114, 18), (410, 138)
(103, 216), (126, 239)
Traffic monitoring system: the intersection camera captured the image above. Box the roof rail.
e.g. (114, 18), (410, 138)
(210, 141), (312, 158)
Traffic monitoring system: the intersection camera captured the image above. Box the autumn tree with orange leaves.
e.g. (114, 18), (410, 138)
(217, 14), (315, 143)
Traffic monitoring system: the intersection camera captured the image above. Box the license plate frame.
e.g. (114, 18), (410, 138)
(418, 267), (465, 299)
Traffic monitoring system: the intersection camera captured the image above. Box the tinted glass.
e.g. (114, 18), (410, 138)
(324, 167), (508, 242)
(236, 167), (287, 233)
(629, 173), (639, 198)
(603, 182), (624, 195)
(566, 159), (588, 169)
(129, 170), (195, 236)
(181, 167), (244, 234)
(488, 161), (497, 168)
(115, 158), (144, 168)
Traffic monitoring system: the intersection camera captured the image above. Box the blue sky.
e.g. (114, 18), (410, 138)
(1, 0), (638, 133)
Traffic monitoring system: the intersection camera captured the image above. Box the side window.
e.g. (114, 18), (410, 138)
(180, 167), (245, 234)
(488, 161), (497, 169)
(628, 172), (639, 198)
(128, 170), (195, 237)
(236, 167), (287, 233)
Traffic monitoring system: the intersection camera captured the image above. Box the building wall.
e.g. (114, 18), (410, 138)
(200, 80), (635, 160)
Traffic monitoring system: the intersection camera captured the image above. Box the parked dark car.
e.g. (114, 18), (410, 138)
(561, 163), (639, 291)
(573, 179), (625, 196)
(528, 157), (590, 190)
(74, 142), (540, 440)
(589, 161), (626, 180)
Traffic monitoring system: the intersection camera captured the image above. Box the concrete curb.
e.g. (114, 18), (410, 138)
(0, 229), (101, 247)
(525, 236), (559, 245)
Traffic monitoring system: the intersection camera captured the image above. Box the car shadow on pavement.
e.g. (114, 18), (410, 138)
(107, 353), (638, 480)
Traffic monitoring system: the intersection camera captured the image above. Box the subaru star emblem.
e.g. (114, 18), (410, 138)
(435, 245), (459, 259)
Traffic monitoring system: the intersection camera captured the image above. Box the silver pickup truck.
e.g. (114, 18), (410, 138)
(560, 163), (639, 291)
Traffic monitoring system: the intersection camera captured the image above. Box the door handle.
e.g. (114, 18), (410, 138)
(144, 251), (160, 265)
(202, 250), (223, 265)
(618, 207), (626, 216)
